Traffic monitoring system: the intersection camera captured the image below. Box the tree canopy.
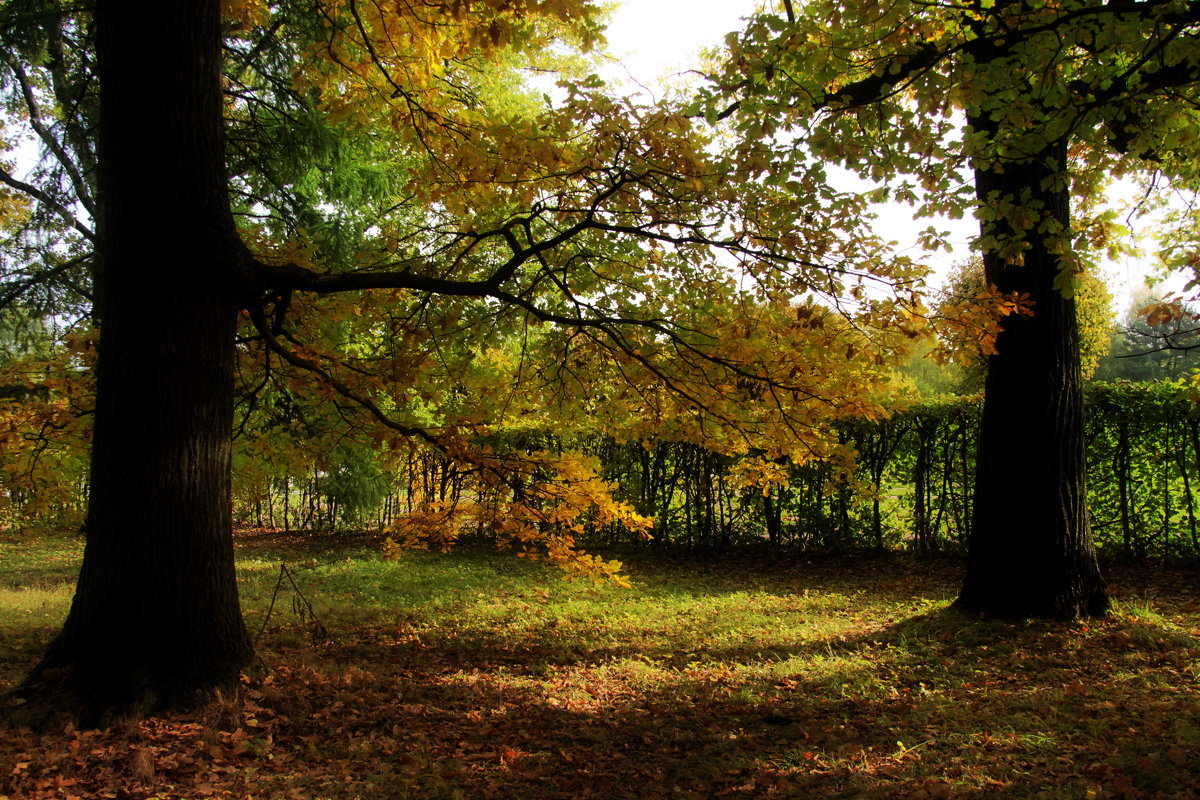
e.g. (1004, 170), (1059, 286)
(0, 0), (935, 547)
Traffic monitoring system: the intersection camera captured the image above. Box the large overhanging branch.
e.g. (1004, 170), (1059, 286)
(250, 169), (655, 295)
(252, 210), (869, 299)
(249, 209), (840, 412)
(240, 145), (897, 444)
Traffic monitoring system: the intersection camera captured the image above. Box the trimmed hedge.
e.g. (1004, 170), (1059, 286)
(583, 382), (1200, 557)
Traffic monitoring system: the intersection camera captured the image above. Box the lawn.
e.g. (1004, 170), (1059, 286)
(1, 531), (1198, 799)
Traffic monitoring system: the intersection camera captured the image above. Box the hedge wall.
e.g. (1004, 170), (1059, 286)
(582, 382), (1200, 558)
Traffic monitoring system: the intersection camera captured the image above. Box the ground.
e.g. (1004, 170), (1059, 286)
(0, 530), (1198, 799)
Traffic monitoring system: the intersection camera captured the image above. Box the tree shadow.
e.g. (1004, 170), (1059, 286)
(258, 604), (1197, 798)
(4, 600), (1199, 799)
(6, 541), (1199, 799)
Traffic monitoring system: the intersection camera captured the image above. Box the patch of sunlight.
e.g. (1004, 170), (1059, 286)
(0, 584), (72, 627)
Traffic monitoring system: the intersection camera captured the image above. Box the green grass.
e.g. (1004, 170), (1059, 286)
(0, 531), (84, 683)
(2, 532), (1199, 800)
(0, 530), (83, 587)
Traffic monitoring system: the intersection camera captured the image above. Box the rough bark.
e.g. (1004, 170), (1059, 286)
(954, 127), (1109, 620)
(6, 0), (254, 727)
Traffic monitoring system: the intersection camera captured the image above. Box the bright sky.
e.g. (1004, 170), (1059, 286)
(600, 1), (761, 97)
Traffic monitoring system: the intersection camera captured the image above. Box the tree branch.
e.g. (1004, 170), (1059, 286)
(0, 166), (95, 243)
(246, 301), (444, 448)
(6, 58), (96, 216)
(0, 252), (92, 310)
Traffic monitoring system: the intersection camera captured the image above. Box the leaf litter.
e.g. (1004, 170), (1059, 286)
(0, 542), (1198, 799)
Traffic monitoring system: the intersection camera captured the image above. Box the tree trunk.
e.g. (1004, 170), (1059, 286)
(1116, 420), (1133, 557)
(8, 0), (254, 727)
(912, 418), (932, 552)
(954, 128), (1109, 620)
(764, 485), (782, 547)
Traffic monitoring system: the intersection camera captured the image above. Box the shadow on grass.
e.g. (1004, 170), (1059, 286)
(6, 602), (1198, 800)
(222, 603), (1199, 800)
(3, 538), (1199, 800)
(236, 535), (965, 600)
(233, 528), (384, 563)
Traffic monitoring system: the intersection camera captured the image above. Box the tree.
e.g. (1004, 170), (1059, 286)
(1095, 289), (1200, 381)
(705, 0), (1200, 619)
(0, 0), (923, 724)
(4, 0), (255, 727)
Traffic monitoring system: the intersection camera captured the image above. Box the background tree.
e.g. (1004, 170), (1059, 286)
(704, 0), (1200, 619)
(1095, 289), (1200, 381)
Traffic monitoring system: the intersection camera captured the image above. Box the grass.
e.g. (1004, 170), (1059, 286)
(1, 530), (1199, 799)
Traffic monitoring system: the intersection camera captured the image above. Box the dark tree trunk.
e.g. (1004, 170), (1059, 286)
(1116, 420), (1133, 557)
(764, 485), (782, 546)
(8, 0), (254, 726)
(954, 127), (1109, 620)
(912, 418), (933, 552)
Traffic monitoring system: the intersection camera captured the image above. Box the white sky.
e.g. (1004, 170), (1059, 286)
(599, 1), (762, 98)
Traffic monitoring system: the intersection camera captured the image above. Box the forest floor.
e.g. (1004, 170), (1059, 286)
(0, 530), (1198, 799)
